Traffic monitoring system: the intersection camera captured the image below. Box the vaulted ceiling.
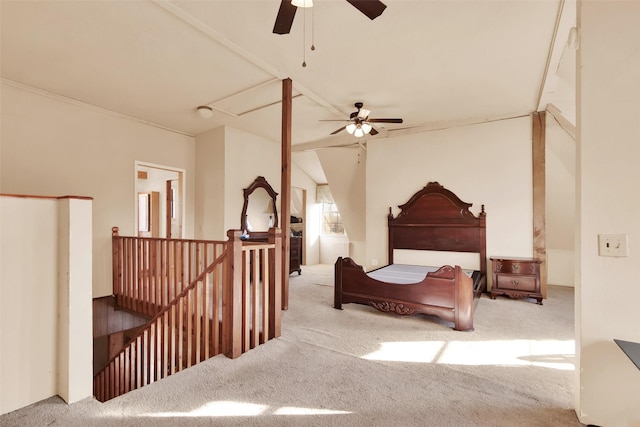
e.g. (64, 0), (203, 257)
(1, 0), (575, 184)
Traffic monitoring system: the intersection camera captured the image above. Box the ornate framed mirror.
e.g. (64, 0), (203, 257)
(240, 176), (279, 241)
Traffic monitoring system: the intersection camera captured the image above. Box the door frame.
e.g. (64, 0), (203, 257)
(134, 161), (186, 239)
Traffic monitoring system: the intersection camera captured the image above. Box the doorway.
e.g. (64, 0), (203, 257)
(135, 161), (185, 238)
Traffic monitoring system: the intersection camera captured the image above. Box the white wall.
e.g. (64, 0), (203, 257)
(224, 127), (281, 236)
(1, 197), (57, 413)
(576, 2), (640, 425)
(195, 126), (281, 241)
(195, 126), (226, 239)
(1, 196), (93, 415)
(546, 115), (576, 286)
(292, 161), (320, 265)
(365, 117), (534, 278)
(0, 83), (196, 297)
(319, 234), (350, 264)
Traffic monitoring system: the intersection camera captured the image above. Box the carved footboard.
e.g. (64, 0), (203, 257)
(334, 257), (475, 331)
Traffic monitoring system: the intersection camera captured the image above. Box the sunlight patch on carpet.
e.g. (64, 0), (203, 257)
(139, 401), (267, 417)
(273, 407), (351, 415)
(363, 339), (575, 370)
(139, 401), (351, 417)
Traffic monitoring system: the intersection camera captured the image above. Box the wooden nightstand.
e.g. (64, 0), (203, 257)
(490, 257), (543, 305)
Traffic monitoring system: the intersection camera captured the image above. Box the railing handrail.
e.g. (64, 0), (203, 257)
(112, 227), (227, 245)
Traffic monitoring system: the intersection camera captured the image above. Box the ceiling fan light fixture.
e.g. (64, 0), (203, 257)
(361, 123), (372, 134)
(354, 126), (365, 138)
(291, 0), (313, 7)
(196, 105), (214, 119)
(345, 123), (357, 134)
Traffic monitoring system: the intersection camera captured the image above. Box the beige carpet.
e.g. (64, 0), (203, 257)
(1, 264), (583, 426)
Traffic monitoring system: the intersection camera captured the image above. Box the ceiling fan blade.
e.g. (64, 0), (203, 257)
(345, 0), (387, 20)
(369, 127), (379, 136)
(368, 118), (403, 123)
(331, 126), (347, 135)
(273, 0), (297, 34)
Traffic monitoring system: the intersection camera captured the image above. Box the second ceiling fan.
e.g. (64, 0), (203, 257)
(273, 0), (387, 35)
(323, 102), (403, 137)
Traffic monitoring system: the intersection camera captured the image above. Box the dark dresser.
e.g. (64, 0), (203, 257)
(289, 236), (302, 275)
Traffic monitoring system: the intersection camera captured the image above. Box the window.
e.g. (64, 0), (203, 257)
(322, 202), (344, 234)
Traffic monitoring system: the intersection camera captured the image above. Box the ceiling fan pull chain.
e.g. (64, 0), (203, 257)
(302, 6), (307, 67)
(311, 5), (315, 51)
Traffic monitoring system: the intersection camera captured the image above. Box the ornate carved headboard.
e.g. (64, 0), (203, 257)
(387, 182), (487, 275)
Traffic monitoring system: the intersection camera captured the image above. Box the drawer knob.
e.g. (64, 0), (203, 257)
(511, 279), (520, 286)
(511, 264), (520, 272)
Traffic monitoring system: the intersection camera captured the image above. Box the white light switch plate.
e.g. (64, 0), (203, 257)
(598, 234), (629, 257)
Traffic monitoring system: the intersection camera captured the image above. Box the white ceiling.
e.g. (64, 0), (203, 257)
(1, 0), (575, 184)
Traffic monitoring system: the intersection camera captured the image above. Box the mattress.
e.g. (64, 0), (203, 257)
(366, 264), (474, 285)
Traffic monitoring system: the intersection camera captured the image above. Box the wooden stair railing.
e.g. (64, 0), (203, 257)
(95, 228), (282, 402)
(112, 227), (230, 317)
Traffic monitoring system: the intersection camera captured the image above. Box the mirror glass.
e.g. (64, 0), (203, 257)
(245, 187), (274, 232)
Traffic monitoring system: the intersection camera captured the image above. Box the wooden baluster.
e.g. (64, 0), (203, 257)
(203, 244), (210, 360)
(194, 281), (201, 364)
(135, 335), (142, 389)
(243, 250), (251, 351)
(118, 353), (124, 396)
(177, 297), (184, 371)
(185, 288), (192, 368)
(262, 249), (270, 344)
(127, 238), (133, 310)
(161, 239), (167, 306)
(109, 360), (115, 400)
(252, 248), (260, 349)
(137, 239), (144, 315)
(213, 256), (221, 355)
(269, 228), (282, 339)
(170, 304), (176, 375)
(153, 240), (159, 313)
(155, 318), (162, 380)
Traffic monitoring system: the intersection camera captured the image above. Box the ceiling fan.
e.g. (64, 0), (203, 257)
(273, 0), (387, 35)
(323, 102), (403, 137)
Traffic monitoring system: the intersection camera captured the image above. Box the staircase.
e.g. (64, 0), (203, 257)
(93, 228), (282, 402)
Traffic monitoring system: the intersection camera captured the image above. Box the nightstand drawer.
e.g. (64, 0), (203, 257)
(495, 273), (538, 292)
(493, 259), (539, 275)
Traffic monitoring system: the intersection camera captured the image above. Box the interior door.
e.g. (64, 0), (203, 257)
(166, 179), (181, 239)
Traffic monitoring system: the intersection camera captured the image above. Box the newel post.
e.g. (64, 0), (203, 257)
(112, 227), (120, 298)
(224, 229), (243, 358)
(268, 227), (283, 339)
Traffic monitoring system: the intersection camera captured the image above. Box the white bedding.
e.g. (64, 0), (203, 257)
(366, 264), (474, 285)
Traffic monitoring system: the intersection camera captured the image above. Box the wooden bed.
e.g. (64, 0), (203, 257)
(334, 182), (487, 331)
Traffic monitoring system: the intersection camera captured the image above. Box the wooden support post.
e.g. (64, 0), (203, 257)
(532, 111), (547, 298)
(281, 78), (292, 310)
(224, 230), (243, 358)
